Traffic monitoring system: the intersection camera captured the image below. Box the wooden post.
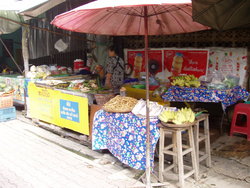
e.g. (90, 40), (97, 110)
(22, 26), (29, 113)
(22, 26), (29, 77)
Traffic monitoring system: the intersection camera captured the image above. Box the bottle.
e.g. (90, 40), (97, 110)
(171, 52), (183, 76)
(132, 53), (143, 78)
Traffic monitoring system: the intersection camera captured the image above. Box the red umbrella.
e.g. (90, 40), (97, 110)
(51, 0), (209, 187)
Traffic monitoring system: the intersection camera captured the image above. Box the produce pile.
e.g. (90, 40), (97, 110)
(27, 65), (72, 79)
(159, 107), (195, 125)
(27, 65), (51, 79)
(103, 95), (138, 113)
(36, 79), (100, 93)
(68, 80), (99, 93)
(171, 75), (201, 88)
(0, 82), (14, 95)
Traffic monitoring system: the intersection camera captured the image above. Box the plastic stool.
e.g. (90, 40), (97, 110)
(230, 103), (250, 141)
(159, 123), (198, 188)
(193, 114), (211, 174)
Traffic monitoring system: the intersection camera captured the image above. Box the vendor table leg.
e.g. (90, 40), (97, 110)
(172, 132), (178, 173)
(189, 126), (199, 181)
(204, 117), (212, 167)
(176, 131), (184, 188)
(159, 128), (165, 182)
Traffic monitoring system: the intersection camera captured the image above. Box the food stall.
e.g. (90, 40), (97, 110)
(27, 74), (102, 135)
(0, 74), (26, 105)
(90, 46), (249, 170)
(91, 95), (201, 170)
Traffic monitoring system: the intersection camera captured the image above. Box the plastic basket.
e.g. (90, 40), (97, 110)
(0, 93), (14, 109)
(94, 93), (115, 105)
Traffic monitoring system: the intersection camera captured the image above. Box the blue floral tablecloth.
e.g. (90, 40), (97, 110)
(92, 110), (160, 170)
(162, 86), (249, 109)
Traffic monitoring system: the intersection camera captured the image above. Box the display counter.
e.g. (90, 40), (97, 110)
(28, 82), (90, 135)
(0, 74), (26, 104)
(92, 109), (159, 170)
(162, 86), (249, 110)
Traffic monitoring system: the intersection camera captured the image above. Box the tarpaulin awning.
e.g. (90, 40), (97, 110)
(192, 0), (250, 30)
(0, 10), (23, 34)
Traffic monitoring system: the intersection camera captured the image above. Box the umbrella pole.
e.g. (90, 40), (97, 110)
(144, 6), (151, 188)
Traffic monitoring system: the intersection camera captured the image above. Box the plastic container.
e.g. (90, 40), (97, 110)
(74, 59), (84, 73)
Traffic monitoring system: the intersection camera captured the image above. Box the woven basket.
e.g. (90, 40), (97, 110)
(161, 121), (195, 128)
(0, 93), (14, 109)
(102, 107), (131, 113)
(94, 93), (115, 105)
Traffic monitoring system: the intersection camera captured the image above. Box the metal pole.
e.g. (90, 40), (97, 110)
(144, 6), (151, 188)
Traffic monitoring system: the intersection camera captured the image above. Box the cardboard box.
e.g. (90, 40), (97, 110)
(89, 104), (103, 140)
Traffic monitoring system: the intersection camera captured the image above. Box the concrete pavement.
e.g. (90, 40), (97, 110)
(0, 116), (249, 188)
(0, 119), (143, 188)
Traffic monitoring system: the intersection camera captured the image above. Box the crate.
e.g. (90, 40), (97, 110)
(0, 107), (16, 122)
(0, 93), (13, 109)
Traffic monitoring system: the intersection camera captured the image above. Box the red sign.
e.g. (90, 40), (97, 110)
(164, 49), (209, 78)
(127, 50), (163, 77)
(126, 49), (209, 78)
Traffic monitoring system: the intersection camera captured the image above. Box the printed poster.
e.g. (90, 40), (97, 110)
(164, 49), (209, 78)
(208, 47), (248, 87)
(126, 50), (163, 77)
(125, 48), (209, 78)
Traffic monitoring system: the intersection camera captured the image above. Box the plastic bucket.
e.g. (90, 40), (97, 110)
(74, 59), (84, 73)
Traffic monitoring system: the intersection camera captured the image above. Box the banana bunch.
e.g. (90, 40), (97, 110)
(159, 107), (195, 125)
(172, 107), (195, 125)
(188, 80), (201, 87)
(158, 110), (177, 123)
(171, 79), (185, 87)
(171, 75), (200, 88)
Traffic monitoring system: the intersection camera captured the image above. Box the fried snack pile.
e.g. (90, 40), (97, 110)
(103, 95), (138, 113)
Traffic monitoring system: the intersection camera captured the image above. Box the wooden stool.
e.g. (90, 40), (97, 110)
(159, 123), (198, 188)
(193, 114), (212, 173)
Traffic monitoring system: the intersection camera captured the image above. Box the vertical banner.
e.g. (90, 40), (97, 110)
(164, 49), (209, 78)
(208, 48), (248, 87)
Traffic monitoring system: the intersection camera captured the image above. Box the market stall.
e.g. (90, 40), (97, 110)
(49, 0), (250, 186)
(92, 110), (159, 170)
(91, 94), (199, 171)
(27, 73), (101, 135)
